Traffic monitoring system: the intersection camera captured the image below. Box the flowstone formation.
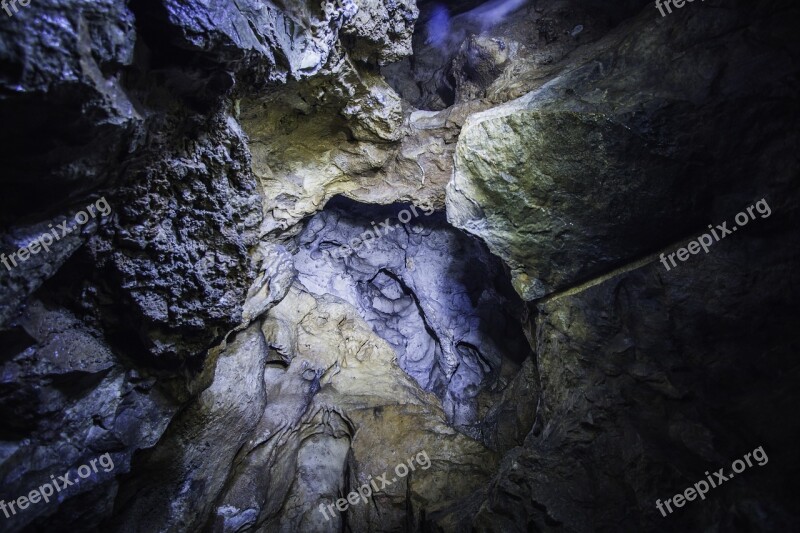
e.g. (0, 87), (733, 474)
(292, 197), (532, 437)
(110, 287), (498, 532)
(1, 0), (799, 531)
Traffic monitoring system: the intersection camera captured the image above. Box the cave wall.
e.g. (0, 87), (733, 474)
(1, 0), (799, 532)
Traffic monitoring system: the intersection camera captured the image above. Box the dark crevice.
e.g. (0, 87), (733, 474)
(369, 267), (444, 353)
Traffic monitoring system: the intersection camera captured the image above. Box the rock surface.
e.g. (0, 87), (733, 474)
(292, 198), (532, 438)
(110, 286), (498, 532)
(1, 0), (799, 531)
(446, 2), (800, 300)
(0, 299), (177, 532)
(438, 200), (800, 531)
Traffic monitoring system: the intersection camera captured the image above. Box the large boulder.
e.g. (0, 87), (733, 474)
(447, 1), (800, 299)
(436, 192), (800, 531)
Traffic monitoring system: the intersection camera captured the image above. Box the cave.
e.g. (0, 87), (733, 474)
(1, 0), (799, 532)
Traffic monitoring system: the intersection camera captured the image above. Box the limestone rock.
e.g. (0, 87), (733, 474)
(447, 4), (800, 299)
(342, 0), (419, 65)
(241, 242), (297, 328)
(109, 285), (499, 531)
(1, 0), (798, 532)
(292, 199), (532, 439)
(87, 111), (263, 360)
(0, 300), (176, 532)
(242, 85), (488, 235)
(157, 0), (355, 83)
(109, 320), (271, 532)
(0, 0), (141, 221)
(437, 196), (800, 531)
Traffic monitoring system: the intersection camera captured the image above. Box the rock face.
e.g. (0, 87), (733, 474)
(1, 0), (799, 531)
(292, 198), (532, 437)
(0, 300), (178, 532)
(109, 286), (497, 532)
(0, 0), (141, 326)
(0, 0), (140, 221)
(89, 111), (263, 360)
(342, 0), (418, 65)
(439, 205), (800, 532)
(446, 2), (800, 300)
(240, 65), (481, 235)
(1, 0), (426, 530)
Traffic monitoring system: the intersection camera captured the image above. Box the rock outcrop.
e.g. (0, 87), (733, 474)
(1, 0), (799, 531)
(292, 198), (532, 439)
(447, 2), (800, 300)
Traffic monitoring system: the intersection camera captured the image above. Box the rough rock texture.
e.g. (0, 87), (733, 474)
(0, 0), (141, 325)
(110, 286), (497, 532)
(438, 201), (800, 531)
(87, 110), (263, 360)
(127, 0), (414, 88)
(0, 299), (178, 532)
(381, 0), (638, 110)
(342, 0), (419, 65)
(0, 0), (140, 220)
(446, 2), (800, 300)
(240, 68), (483, 235)
(243, 0), (659, 237)
(1, 0), (799, 531)
(0, 211), (96, 327)
(1, 0), (421, 358)
(153, 0), (365, 84)
(292, 198), (532, 438)
(1, 0), (424, 530)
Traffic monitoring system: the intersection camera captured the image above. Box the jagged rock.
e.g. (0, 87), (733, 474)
(109, 320), (271, 532)
(84, 110), (263, 361)
(452, 35), (510, 103)
(0, 300), (177, 532)
(0, 0), (141, 321)
(0, 212), (95, 326)
(242, 82), (489, 235)
(437, 195), (800, 531)
(381, 0), (624, 110)
(447, 4), (800, 299)
(1, 0), (799, 532)
(292, 198), (532, 439)
(241, 242), (297, 328)
(157, 0), (355, 83)
(0, 0), (141, 221)
(342, 0), (419, 65)
(110, 285), (498, 531)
